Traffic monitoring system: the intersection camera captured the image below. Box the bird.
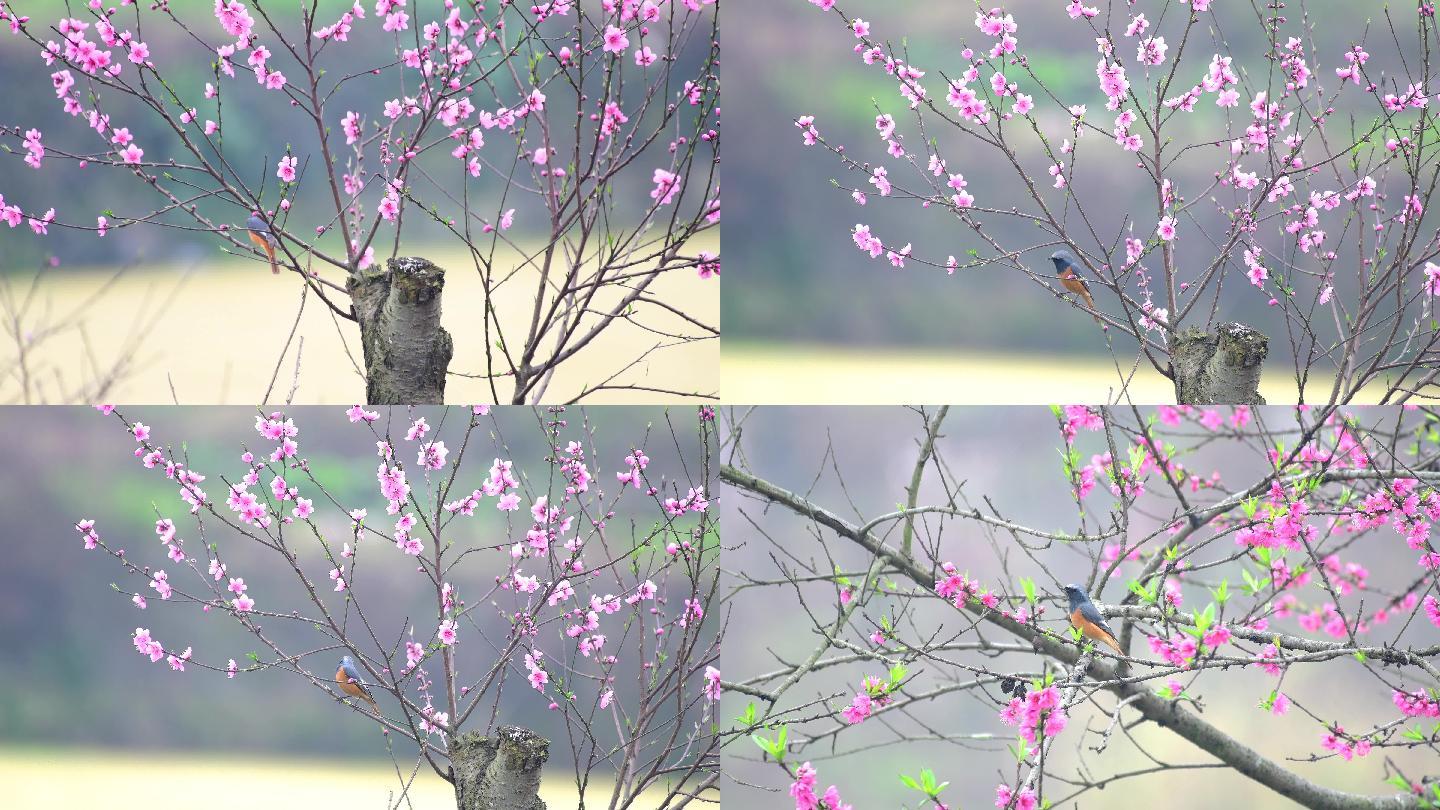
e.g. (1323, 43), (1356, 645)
(246, 213), (280, 274)
(335, 654), (379, 711)
(1062, 583), (1124, 656)
(1049, 249), (1102, 325)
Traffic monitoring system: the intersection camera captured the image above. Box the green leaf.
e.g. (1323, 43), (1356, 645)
(1187, 602), (1216, 639)
(1241, 567), (1266, 595)
(1058, 447), (1080, 479)
(1212, 579), (1229, 604)
(1127, 443), (1146, 473)
(1020, 577), (1037, 605)
(1127, 578), (1157, 603)
(734, 702), (757, 727)
(751, 724), (790, 762)
(1258, 689), (1277, 711)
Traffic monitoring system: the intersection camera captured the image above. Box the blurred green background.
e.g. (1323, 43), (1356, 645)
(0, 0), (710, 269)
(0, 405), (704, 807)
(720, 406), (1440, 808)
(0, 1), (717, 404)
(724, 1), (1429, 402)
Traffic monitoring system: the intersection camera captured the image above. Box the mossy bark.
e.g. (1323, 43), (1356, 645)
(1171, 322), (1268, 405)
(451, 727), (549, 810)
(348, 257), (454, 404)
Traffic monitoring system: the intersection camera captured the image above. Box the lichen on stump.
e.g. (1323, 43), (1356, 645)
(347, 256), (454, 404)
(451, 727), (549, 810)
(1171, 322), (1268, 405)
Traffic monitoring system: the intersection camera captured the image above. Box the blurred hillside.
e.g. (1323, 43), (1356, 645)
(0, 406), (706, 771)
(0, 1), (719, 404)
(0, 0), (711, 270)
(726, 0), (1429, 362)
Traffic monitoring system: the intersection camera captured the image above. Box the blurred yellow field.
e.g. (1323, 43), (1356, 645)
(0, 745), (662, 809)
(1, 241), (718, 405)
(722, 342), (1394, 404)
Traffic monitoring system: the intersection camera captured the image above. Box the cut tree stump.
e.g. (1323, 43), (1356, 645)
(349, 256), (454, 404)
(1171, 322), (1268, 405)
(451, 726), (549, 810)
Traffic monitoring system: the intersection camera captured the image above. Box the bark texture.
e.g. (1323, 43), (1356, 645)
(348, 256), (453, 404)
(1171, 322), (1269, 405)
(451, 726), (549, 810)
(720, 464), (1424, 810)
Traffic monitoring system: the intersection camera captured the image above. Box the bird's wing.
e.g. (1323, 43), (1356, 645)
(1079, 601), (1116, 637)
(248, 220), (277, 243)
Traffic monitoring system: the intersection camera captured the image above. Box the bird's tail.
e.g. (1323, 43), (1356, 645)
(1100, 632), (1125, 656)
(265, 243), (279, 275)
(1079, 289), (1102, 325)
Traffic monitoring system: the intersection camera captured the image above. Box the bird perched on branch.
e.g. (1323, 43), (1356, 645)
(246, 212), (280, 274)
(1049, 249), (1102, 326)
(335, 654), (379, 711)
(1062, 583), (1124, 655)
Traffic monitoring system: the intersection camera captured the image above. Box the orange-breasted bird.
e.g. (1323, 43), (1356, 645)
(1062, 583), (1124, 655)
(336, 654), (379, 711)
(246, 213), (280, 274)
(1049, 249), (1102, 325)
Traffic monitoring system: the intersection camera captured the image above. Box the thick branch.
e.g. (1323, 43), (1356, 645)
(721, 464), (1423, 810)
